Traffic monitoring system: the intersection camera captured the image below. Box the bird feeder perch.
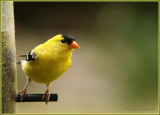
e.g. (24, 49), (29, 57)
(16, 94), (58, 102)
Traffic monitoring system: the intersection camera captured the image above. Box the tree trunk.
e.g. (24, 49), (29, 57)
(2, 1), (17, 113)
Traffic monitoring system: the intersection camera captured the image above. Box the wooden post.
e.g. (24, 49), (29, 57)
(2, 1), (17, 113)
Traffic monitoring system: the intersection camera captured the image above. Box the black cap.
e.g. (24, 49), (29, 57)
(61, 34), (75, 45)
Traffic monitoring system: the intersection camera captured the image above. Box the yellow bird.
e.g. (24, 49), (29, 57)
(17, 34), (80, 104)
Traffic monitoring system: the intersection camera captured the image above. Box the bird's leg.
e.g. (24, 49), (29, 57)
(18, 78), (31, 101)
(42, 84), (51, 104)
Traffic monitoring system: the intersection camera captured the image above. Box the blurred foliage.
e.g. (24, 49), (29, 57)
(14, 2), (158, 113)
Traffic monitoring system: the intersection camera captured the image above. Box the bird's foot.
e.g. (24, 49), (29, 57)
(18, 89), (27, 101)
(42, 89), (50, 104)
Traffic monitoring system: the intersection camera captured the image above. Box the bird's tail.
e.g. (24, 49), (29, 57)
(16, 61), (22, 65)
(16, 60), (26, 67)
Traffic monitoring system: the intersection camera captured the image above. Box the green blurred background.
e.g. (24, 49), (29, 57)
(14, 2), (158, 113)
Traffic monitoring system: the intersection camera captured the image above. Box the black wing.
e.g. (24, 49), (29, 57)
(26, 50), (35, 62)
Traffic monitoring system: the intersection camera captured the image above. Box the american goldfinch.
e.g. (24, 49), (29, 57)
(17, 34), (80, 104)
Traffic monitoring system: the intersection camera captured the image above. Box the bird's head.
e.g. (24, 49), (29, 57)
(49, 34), (80, 50)
(44, 34), (80, 58)
(61, 34), (80, 49)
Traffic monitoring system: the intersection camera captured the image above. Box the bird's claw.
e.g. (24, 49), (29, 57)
(42, 89), (50, 104)
(18, 89), (27, 101)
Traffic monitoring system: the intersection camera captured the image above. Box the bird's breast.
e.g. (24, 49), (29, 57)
(23, 56), (71, 84)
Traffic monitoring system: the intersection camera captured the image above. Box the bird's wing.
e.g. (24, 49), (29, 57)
(19, 50), (36, 62)
(26, 50), (36, 62)
(19, 44), (44, 62)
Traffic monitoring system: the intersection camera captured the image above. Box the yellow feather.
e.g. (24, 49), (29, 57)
(23, 34), (74, 84)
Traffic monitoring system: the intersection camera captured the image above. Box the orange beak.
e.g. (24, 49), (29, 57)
(69, 41), (80, 49)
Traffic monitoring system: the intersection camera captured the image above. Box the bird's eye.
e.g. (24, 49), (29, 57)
(61, 39), (66, 43)
(61, 39), (72, 45)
